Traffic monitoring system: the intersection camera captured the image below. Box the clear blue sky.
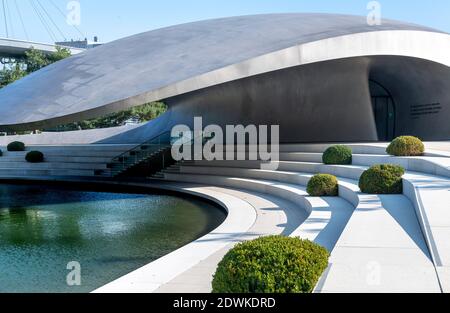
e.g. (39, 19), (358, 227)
(2, 0), (450, 43)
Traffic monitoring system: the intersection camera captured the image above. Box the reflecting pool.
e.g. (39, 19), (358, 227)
(0, 183), (226, 293)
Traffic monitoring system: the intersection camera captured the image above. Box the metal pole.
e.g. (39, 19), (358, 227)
(2, 0), (9, 38)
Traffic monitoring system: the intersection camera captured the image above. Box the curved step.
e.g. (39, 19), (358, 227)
(94, 181), (311, 293)
(184, 159), (450, 285)
(0, 168), (97, 177)
(279, 143), (389, 154)
(189, 159), (366, 180)
(163, 172), (355, 252)
(277, 151), (450, 179)
(94, 183), (258, 293)
(176, 165), (359, 206)
(0, 156), (114, 163)
(155, 187), (309, 293)
(1, 150), (123, 158)
(0, 162), (108, 170)
(166, 163), (443, 292)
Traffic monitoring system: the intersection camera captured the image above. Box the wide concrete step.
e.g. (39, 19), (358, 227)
(317, 192), (440, 293)
(165, 168), (440, 292)
(279, 152), (323, 163)
(190, 160), (366, 180)
(0, 156), (113, 163)
(1, 150), (122, 158)
(0, 168), (98, 177)
(0, 162), (108, 170)
(190, 156), (449, 182)
(163, 172), (355, 251)
(352, 154), (450, 178)
(175, 165), (360, 206)
(279, 143), (390, 155)
(164, 172), (322, 215)
(0, 144), (136, 152)
(278, 152), (450, 178)
(199, 144), (389, 155)
(190, 152), (450, 180)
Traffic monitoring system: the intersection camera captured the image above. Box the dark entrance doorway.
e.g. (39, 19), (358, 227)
(369, 80), (396, 141)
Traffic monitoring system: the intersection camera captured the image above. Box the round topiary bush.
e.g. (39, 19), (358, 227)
(386, 136), (425, 157)
(212, 236), (329, 293)
(322, 145), (352, 165)
(7, 141), (26, 152)
(359, 164), (405, 194)
(25, 151), (44, 163)
(307, 174), (339, 197)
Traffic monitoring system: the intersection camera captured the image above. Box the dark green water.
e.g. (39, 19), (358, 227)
(0, 183), (226, 293)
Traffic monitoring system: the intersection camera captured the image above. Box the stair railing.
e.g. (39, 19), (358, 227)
(108, 131), (171, 177)
(106, 130), (212, 178)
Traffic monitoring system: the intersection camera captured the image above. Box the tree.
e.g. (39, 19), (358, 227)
(47, 102), (168, 131)
(0, 63), (26, 88)
(25, 46), (71, 73)
(0, 46), (71, 88)
(47, 46), (71, 65)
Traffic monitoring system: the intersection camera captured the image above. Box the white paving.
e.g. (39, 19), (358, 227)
(316, 194), (441, 293)
(404, 172), (450, 291)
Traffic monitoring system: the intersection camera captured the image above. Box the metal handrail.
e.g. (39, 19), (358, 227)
(111, 131), (172, 162)
(107, 130), (208, 177)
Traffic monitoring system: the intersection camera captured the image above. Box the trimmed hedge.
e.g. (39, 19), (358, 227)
(25, 151), (45, 163)
(7, 141), (26, 152)
(322, 145), (352, 165)
(359, 164), (405, 194)
(212, 236), (329, 293)
(307, 174), (339, 197)
(386, 136), (425, 157)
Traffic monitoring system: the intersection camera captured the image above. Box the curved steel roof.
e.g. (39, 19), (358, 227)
(0, 13), (446, 130)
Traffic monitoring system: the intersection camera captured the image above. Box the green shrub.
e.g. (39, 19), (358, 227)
(0, 149), (2, 157)
(307, 174), (339, 197)
(359, 164), (405, 194)
(212, 236), (329, 293)
(386, 136), (425, 157)
(25, 151), (44, 163)
(7, 141), (26, 152)
(322, 145), (352, 165)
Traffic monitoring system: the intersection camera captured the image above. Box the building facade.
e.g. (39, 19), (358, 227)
(0, 13), (449, 143)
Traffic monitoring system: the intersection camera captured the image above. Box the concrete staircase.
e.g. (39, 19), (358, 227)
(0, 145), (135, 177)
(158, 143), (450, 293)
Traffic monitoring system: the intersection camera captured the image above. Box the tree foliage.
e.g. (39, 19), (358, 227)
(386, 136), (425, 157)
(307, 174), (339, 197)
(0, 64), (26, 88)
(322, 145), (353, 165)
(47, 102), (167, 131)
(212, 236), (330, 293)
(1, 46), (71, 87)
(359, 164), (405, 194)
